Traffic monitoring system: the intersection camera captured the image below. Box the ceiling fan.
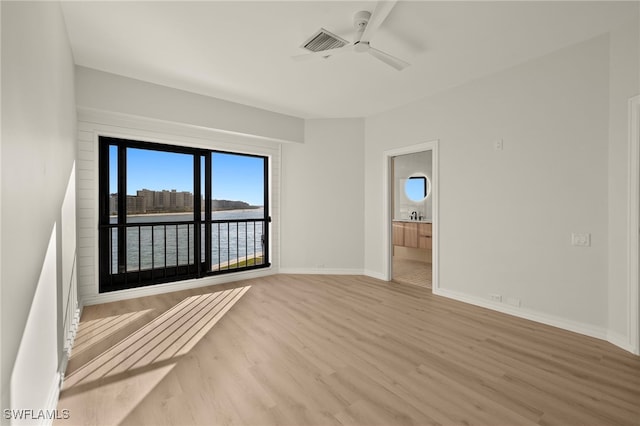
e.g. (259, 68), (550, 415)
(293, 1), (410, 71)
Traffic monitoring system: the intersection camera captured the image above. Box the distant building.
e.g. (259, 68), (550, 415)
(109, 194), (118, 215)
(110, 189), (214, 214)
(161, 190), (172, 210)
(126, 195), (146, 214)
(184, 192), (194, 209)
(124, 188), (197, 213)
(137, 189), (155, 211)
(173, 190), (193, 210)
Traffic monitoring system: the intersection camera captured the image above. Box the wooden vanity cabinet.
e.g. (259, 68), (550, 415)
(403, 223), (419, 248)
(393, 221), (432, 249)
(418, 223), (432, 249)
(392, 222), (405, 246)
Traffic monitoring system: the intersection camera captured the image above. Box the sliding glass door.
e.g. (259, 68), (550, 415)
(99, 137), (269, 292)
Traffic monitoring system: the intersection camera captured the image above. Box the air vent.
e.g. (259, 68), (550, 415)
(301, 28), (348, 52)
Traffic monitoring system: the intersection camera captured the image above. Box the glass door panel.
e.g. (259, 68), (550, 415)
(125, 148), (195, 276)
(210, 152), (267, 271)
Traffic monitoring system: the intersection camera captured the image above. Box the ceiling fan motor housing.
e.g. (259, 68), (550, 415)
(353, 10), (371, 29)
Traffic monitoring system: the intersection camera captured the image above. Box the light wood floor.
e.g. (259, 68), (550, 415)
(57, 274), (640, 426)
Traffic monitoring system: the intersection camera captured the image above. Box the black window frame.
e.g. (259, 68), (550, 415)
(98, 136), (270, 293)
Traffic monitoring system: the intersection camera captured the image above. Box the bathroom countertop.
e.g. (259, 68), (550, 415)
(393, 219), (432, 223)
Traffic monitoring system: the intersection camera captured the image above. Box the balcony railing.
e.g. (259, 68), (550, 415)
(100, 217), (267, 291)
(210, 219), (265, 272)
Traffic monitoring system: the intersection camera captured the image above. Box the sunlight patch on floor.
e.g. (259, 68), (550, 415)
(70, 309), (154, 357)
(57, 286), (251, 425)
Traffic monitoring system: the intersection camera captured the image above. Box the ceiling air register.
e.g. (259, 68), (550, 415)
(302, 29), (349, 53)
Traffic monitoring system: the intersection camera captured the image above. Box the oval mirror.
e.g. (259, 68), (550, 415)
(405, 174), (430, 202)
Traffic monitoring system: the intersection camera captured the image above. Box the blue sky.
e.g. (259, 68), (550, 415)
(405, 177), (427, 201)
(111, 147), (265, 206)
(212, 152), (264, 205)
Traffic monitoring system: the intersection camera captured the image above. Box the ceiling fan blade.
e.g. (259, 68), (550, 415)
(368, 47), (410, 71)
(292, 45), (354, 61)
(361, 0), (398, 43)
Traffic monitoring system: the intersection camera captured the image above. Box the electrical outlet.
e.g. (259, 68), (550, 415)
(506, 297), (521, 307)
(571, 233), (591, 247)
(494, 139), (504, 151)
(489, 294), (502, 302)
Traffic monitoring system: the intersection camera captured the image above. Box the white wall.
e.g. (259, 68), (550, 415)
(365, 33), (616, 337)
(1, 0), (77, 418)
(73, 70), (287, 306)
(280, 119), (365, 274)
(76, 66), (304, 144)
(607, 19), (640, 349)
(72, 68), (304, 307)
(11, 228), (59, 425)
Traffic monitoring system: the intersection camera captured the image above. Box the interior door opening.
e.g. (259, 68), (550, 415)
(390, 151), (433, 289)
(383, 141), (438, 291)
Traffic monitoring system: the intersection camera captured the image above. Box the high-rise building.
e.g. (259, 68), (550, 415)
(109, 194), (118, 215)
(169, 189), (177, 210)
(175, 191), (185, 209)
(126, 195), (146, 214)
(113, 189), (196, 213)
(184, 192), (194, 209)
(137, 189), (155, 211)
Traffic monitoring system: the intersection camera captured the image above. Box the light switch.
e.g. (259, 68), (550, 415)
(494, 139), (504, 151)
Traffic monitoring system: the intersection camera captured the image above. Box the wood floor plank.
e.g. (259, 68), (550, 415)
(56, 274), (640, 426)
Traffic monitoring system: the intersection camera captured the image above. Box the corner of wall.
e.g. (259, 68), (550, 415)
(280, 118), (366, 272)
(607, 17), (640, 353)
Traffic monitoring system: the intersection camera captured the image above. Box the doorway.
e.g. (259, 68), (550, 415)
(383, 141), (438, 290)
(391, 151), (433, 287)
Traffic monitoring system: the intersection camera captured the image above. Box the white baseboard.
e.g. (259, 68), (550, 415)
(363, 270), (388, 281)
(279, 267), (364, 276)
(81, 267), (276, 306)
(433, 287), (609, 342)
(41, 372), (62, 426)
(607, 330), (639, 355)
(12, 371), (69, 425)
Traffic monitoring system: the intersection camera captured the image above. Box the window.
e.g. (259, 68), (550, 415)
(99, 136), (270, 292)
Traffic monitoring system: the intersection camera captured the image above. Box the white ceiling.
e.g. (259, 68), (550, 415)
(60, 1), (638, 119)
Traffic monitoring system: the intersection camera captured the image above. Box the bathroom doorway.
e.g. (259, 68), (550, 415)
(391, 151), (432, 287)
(383, 141), (438, 290)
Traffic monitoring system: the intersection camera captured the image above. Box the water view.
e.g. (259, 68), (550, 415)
(109, 208), (265, 273)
